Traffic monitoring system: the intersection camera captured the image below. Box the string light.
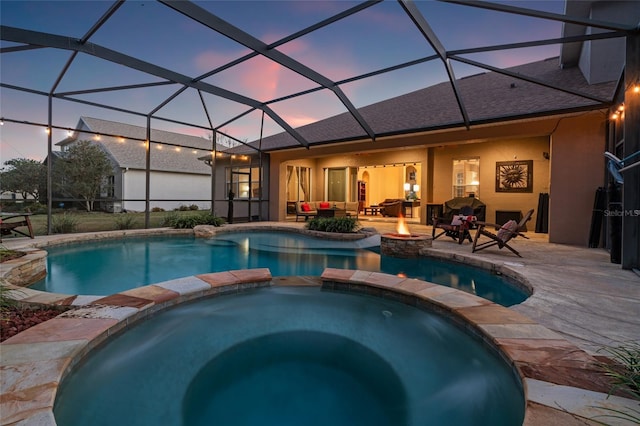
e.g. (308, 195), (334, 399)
(610, 103), (625, 120)
(634, 83), (640, 94)
(0, 118), (222, 158)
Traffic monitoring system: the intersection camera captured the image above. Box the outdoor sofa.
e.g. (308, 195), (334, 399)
(295, 201), (359, 221)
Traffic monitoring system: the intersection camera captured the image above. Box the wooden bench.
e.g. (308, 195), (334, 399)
(0, 213), (35, 241)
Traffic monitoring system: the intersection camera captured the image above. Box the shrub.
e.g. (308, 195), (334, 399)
(592, 342), (640, 424)
(0, 283), (18, 318)
(113, 214), (138, 230)
(196, 212), (225, 227)
(176, 205), (190, 211)
(306, 217), (359, 233)
(25, 202), (48, 215)
(0, 247), (25, 263)
(161, 212), (180, 227)
(51, 212), (78, 234)
(151, 207), (165, 212)
(189, 204), (199, 211)
(599, 342), (640, 400)
(162, 212), (224, 229)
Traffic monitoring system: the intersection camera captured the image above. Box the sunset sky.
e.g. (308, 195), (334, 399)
(0, 0), (565, 163)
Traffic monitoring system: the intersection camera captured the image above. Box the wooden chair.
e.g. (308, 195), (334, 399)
(0, 213), (35, 241)
(471, 209), (534, 257)
(432, 206), (475, 244)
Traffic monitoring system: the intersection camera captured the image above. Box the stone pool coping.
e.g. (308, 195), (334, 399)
(1, 227), (638, 425)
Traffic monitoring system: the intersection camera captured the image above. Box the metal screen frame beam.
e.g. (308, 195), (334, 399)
(399, 0), (470, 128)
(0, 25), (309, 148)
(159, 0), (376, 142)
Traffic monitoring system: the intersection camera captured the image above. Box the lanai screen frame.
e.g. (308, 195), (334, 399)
(1, 0), (639, 269)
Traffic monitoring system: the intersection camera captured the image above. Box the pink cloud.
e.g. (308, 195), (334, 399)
(194, 49), (249, 73)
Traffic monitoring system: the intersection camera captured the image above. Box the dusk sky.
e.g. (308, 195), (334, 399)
(1, 0), (565, 163)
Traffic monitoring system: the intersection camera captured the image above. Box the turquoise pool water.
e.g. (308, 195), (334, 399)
(32, 232), (527, 306)
(54, 286), (525, 426)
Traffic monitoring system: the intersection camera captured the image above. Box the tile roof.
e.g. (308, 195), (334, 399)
(58, 117), (226, 174)
(232, 58), (616, 154)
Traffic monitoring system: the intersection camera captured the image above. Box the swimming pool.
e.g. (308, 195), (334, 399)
(31, 232), (527, 306)
(53, 286), (525, 426)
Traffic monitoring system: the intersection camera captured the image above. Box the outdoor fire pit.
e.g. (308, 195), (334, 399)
(380, 215), (432, 258)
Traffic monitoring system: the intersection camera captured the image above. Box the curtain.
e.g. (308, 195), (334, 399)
(300, 167), (309, 201)
(286, 166), (293, 201)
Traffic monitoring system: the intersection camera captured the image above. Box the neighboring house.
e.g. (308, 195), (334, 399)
(55, 117), (226, 212)
(0, 193), (36, 202)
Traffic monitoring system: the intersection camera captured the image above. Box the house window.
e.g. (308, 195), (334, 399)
(101, 175), (115, 198)
(327, 168), (346, 201)
(452, 158), (479, 198)
(227, 167), (261, 199)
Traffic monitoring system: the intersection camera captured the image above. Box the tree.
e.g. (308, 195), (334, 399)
(0, 158), (46, 202)
(53, 140), (113, 212)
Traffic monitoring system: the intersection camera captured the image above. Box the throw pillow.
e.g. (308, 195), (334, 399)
(302, 203), (311, 212)
(497, 220), (518, 241)
(319, 202), (330, 209)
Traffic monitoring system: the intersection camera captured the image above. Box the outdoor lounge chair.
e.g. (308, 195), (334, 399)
(471, 209), (534, 257)
(432, 206), (475, 244)
(0, 213), (35, 241)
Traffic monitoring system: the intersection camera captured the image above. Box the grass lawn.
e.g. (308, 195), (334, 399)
(9, 210), (208, 237)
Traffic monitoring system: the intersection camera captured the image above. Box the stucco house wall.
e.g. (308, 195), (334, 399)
(431, 136), (551, 225)
(267, 111), (606, 246)
(549, 113), (606, 245)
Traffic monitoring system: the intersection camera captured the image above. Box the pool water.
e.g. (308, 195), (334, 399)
(54, 286), (525, 426)
(31, 232), (527, 306)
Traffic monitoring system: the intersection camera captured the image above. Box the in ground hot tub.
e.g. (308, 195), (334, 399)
(54, 286), (524, 426)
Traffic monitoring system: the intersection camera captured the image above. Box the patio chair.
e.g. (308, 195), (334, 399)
(471, 209), (534, 257)
(295, 201), (317, 222)
(432, 206), (475, 244)
(379, 199), (404, 217)
(0, 213), (35, 241)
